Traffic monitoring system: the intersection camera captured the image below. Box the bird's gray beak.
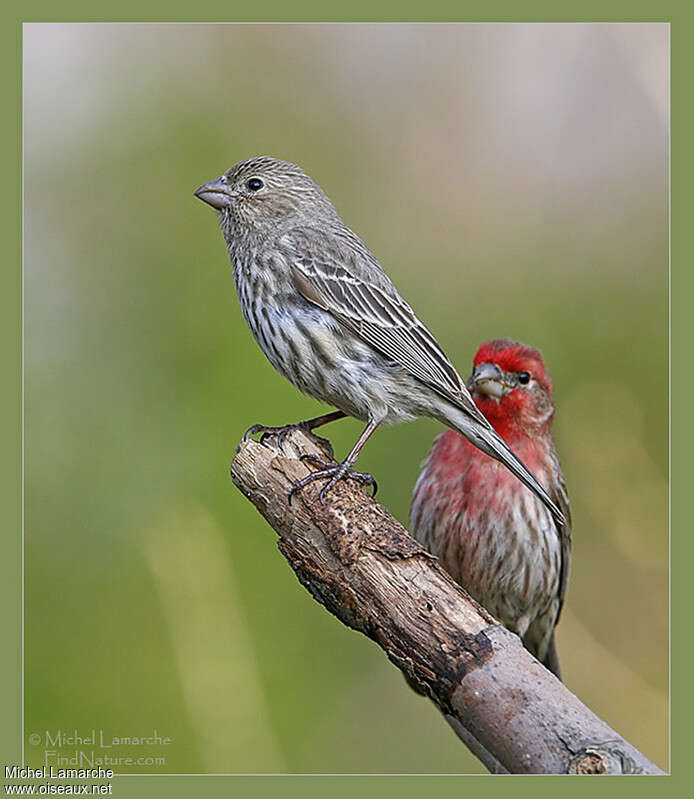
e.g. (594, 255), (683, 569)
(194, 177), (230, 210)
(469, 362), (507, 400)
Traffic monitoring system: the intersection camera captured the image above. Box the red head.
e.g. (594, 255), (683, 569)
(468, 339), (554, 440)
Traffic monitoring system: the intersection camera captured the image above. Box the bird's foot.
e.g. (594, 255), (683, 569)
(288, 454), (378, 504)
(243, 422), (335, 459)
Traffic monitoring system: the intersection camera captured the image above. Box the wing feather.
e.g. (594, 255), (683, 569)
(549, 468), (572, 621)
(281, 227), (486, 424)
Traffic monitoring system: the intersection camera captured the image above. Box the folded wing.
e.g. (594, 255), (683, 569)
(282, 226), (488, 427)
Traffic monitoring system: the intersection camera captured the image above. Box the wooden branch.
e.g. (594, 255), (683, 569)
(230, 428), (665, 775)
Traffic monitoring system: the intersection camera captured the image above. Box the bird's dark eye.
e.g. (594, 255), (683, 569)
(518, 371), (531, 385)
(247, 178), (264, 191)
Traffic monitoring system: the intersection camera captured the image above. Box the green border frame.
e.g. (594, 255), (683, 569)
(3, 4), (687, 796)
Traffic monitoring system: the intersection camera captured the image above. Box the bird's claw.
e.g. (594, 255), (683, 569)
(243, 422), (295, 446)
(243, 422), (276, 443)
(242, 422), (334, 458)
(288, 455), (378, 504)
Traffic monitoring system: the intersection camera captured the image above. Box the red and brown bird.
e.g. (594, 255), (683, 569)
(410, 339), (571, 678)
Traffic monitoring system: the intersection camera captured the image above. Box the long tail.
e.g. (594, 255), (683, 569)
(447, 408), (566, 529)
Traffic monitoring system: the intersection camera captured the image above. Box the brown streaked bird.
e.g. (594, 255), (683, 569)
(194, 157), (565, 527)
(411, 339), (571, 677)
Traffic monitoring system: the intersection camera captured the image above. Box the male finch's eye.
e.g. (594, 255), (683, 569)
(247, 178), (264, 191)
(518, 371), (531, 385)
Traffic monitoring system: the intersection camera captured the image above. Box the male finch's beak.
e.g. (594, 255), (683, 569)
(194, 177), (230, 210)
(469, 362), (506, 400)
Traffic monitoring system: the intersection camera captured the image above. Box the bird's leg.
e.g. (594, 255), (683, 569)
(243, 410), (347, 457)
(289, 418), (380, 504)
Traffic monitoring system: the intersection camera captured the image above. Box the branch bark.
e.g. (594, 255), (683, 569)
(230, 428), (665, 775)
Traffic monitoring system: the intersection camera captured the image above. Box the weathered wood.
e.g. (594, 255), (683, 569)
(230, 428), (665, 775)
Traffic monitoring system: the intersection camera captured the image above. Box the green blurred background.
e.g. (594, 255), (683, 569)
(23, 23), (668, 773)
